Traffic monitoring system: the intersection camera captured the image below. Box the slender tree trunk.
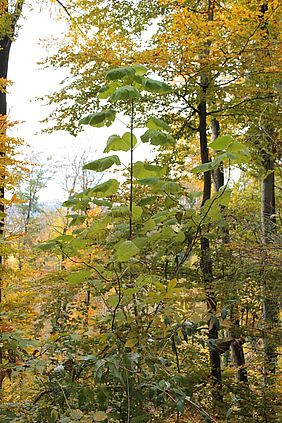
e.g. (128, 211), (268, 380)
(211, 118), (248, 383)
(258, 0), (280, 382)
(197, 1), (222, 403)
(261, 153), (279, 379)
(0, 35), (12, 303)
(211, 118), (224, 191)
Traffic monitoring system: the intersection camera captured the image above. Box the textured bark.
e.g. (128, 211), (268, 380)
(258, 0), (280, 381)
(211, 118), (224, 191)
(198, 1), (222, 402)
(0, 35), (12, 304)
(210, 118), (248, 383)
(261, 154), (279, 378)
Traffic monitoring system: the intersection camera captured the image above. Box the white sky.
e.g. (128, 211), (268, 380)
(8, 6), (152, 203)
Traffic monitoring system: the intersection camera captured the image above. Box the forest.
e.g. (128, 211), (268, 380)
(0, 0), (281, 422)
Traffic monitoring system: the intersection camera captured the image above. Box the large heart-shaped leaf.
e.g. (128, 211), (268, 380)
(142, 78), (172, 93)
(104, 132), (137, 153)
(79, 109), (116, 127)
(146, 117), (171, 132)
(116, 240), (140, 262)
(106, 66), (135, 81)
(133, 162), (166, 179)
(110, 85), (140, 102)
(83, 155), (121, 172)
(141, 129), (175, 146)
(88, 179), (119, 197)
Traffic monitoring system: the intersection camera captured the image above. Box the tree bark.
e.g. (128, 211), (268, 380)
(198, 0), (222, 403)
(0, 35), (12, 303)
(258, 0), (279, 382)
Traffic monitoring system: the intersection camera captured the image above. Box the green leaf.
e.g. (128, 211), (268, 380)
(37, 241), (57, 251)
(142, 219), (156, 233)
(116, 240), (140, 262)
(133, 161), (166, 179)
(103, 132), (137, 153)
(132, 203), (143, 219)
(93, 411), (108, 422)
(88, 179), (119, 198)
(69, 409), (84, 420)
(138, 177), (162, 186)
(209, 135), (232, 150)
(98, 82), (119, 99)
(142, 78), (172, 93)
(79, 109), (116, 127)
(227, 141), (247, 152)
(133, 237), (147, 249)
(110, 85), (140, 102)
(0, 211), (6, 219)
(132, 64), (148, 76)
(141, 129), (175, 146)
(83, 155), (121, 172)
(68, 270), (91, 286)
(163, 181), (181, 194)
(192, 162), (214, 173)
(146, 116), (171, 132)
(92, 199), (112, 207)
(106, 66), (135, 81)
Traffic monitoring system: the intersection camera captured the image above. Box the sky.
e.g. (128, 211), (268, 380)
(8, 5), (153, 204)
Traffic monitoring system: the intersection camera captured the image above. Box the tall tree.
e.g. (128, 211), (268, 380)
(0, 0), (25, 301)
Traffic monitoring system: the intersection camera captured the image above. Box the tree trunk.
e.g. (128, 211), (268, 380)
(197, 1), (222, 403)
(258, 0), (280, 382)
(0, 35), (12, 303)
(211, 118), (224, 191)
(261, 154), (279, 379)
(211, 118), (248, 383)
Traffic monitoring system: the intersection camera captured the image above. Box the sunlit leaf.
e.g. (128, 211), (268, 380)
(209, 135), (232, 150)
(133, 161), (166, 179)
(68, 270), (91, 286)
(103, 132), (137, 153)
(93, 411), (108, 422)
(116, 240), (140, 261)
(141, 129), (175, 146)
(146, 116), (171, 132)
(88, 179), (119, 197)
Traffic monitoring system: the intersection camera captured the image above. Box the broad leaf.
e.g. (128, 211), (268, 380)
(142, 78), (172, 93)
(132, 64), (148, 75)
(98, 82), (120, 99)
(106, 66), (135, 80)
(88, 179), (119, 197)
(68, 270), (90, 286)
(110, 85), (140, 102)
(93, 411), (108, 422)
(79, 109), (116, 127)
(133, 161), (166, 179)
(141, 129), (175, 146)
(192, 162), (214, 173)
(103, 132), (137, 153)
(209, 135), (232, 150)
(116, 240), (140, 262)
(83, 155), (121, 172)
(146, 116), (171, 132)
(37, 241), (57, 251)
